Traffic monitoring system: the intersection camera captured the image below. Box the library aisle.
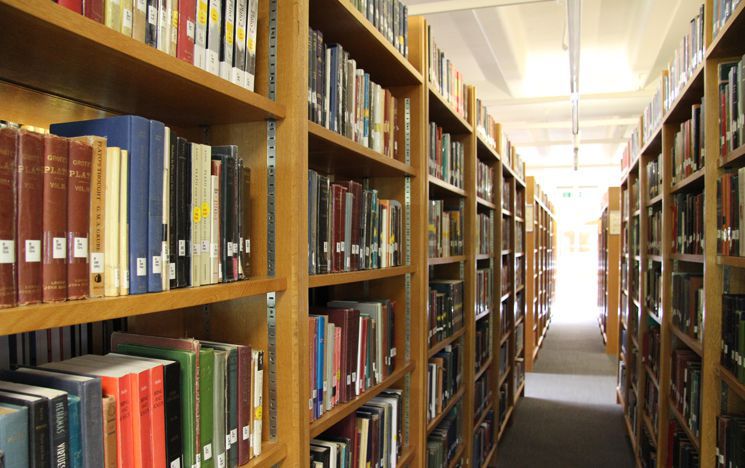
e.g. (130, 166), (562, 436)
(497, 251), (634, 467)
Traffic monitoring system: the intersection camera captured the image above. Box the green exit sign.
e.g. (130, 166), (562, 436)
(563, 191), (572, 198)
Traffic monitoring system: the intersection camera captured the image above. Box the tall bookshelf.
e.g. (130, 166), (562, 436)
(0, 2), (550, 467)
(597, 187), (621, 357)
(612, 3), (745, 466)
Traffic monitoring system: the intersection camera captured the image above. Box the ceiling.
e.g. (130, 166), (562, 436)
(408, 0), (703, 217)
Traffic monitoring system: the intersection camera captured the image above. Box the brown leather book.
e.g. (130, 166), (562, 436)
(16, 130), (44, 306)
(67, 139), (92, 300)
(42, 134), (68, 303)
(0, 128), (18, 308)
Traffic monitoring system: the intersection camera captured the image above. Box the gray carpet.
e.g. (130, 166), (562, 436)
(495, 318), (635, 468)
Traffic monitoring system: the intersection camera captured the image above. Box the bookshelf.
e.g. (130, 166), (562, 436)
(597, 187), (620, 357)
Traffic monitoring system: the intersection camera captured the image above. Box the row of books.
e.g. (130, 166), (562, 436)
(670, 348), (701, 437)
(473, 373), (490, 420)
(477, 160), (494, 201)
(426, 403), (461, 468)
(309, 389), (402, 468)
(474, 318), (491, 370)
(664, 5), (705, 112)
(500, 256), (510, 292)
(471, 411), (495, 467)
(427, 342), (462, 423)
(712, 0), (743, 39)
(475, 99), (498, 151)
(672, 191), (704, 256)
(501, 217), (511, 252)
(498, 382), (508, 427)
(621, 126), (642, 172)
(308, 29), (404, 159)
(718, 57), (745, 160)
(643, 81), (665, 143)
(716, 413), (744, 468)
(308, 300), (396, 421)
(498, 342), (508, 376)
(427, 26), (468, 121)
(56, 0), (259, 90)
(0, 331), (264, 468)
(722, 294), (745, 384)
(515, 189), (525, 218)
(475, 268), (492, 320)
(648, 206), (662, 256)
(647, 154), (662, 199)
(643, 325), (661, 378)
(639, 428), (656, 468)
(428, 123), (465, 189)
(308, 172), (402, 274)
(348, 0), (410, 58)
(672, 273), (704, 344)
(427, 280), (464, 348)
(0, 115), (250, 308)
(644, 371), (659, 436)
(502, 178), (512, 211)
(671, 103), (705, 185)
(515, 322), (524, 357)
(477, 213), (493, 256)
(645, 263), (662, 319)
(668, 419), (699, 467)
(428, 201), (463, 258)
(502, 140), (525, 182)
(717, 170), (743, 256)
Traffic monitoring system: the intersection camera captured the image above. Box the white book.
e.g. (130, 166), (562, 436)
(157, 0), (171, 53)
(244, 0), (258, 90)
(119, 149), (130, 295)
(210, 171), (220, 284)
(162, 127), (171, 291)
(206, 0), (222, 75)
(201, 145), (212, 285)
(190, 143), (202, 287)
(194, 0), (209, 69)
(219, 0), (236, 80)
(251, 350), (263, 457)
(104, 147), (121, 297)
(105, 0), (123, 32)
(232, 0), (248, 86)
(121, 0), (134, 36)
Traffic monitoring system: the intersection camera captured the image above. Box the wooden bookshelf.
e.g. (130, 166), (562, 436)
(597, 187), (621, 357)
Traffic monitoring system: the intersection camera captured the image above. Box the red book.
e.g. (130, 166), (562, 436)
(235, 344), (252, 465)
(67, 139), (92, 300)
(16, 130), (44, 305)
(56, 0), (82, 14)
(358, 317), (368, 393)
(0, 128), (18, 308)
(42, 134), (68, 303)
(177, 0), (196, 64)
(83, 0), (104, 22)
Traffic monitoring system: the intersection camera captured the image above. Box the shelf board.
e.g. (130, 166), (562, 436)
(668, 401), (700, 451)
(623, 411), (637, 454)
(500, 292), (511, 303)
(639, 125), (662, 156)
(514, 252), (524, 258)
(671, 325), (703, 357)
(502, 208), (512, 217)
(428, 327), (466, 358)
(447, 442), (465, 468)
(514, 215), (525, 223)
(662, 63), (705, 125)
(644, 364), (660, 391)
(498, 403), (515, 441)
(500, 329), (512, 346)
(0, 0), (285, 125)
(428, 84), (472, 135)
(428, 175), (468, 198)
(672, 253), (704, 264)
(648, 310), (662, 325)
(718, 255), (745, 268)
(515, 284), (525, 294)
(515, 315), (524, 327)
(648, 254), (663, 263)
(514, 379), (526, 404)
(428, 255), (467, 266)
(0, 276), (287, 336)
(646, 193), (663, 207)
(427, 386), (465, 434)
(308, 122), (415, 177)
(397, 446), (415, 467)
(310, 361), (415, 437)
(244, 441), (287, 467)
(481, 444), (497, 468)
(642, 413), (658, 447)
(498, 366), (512, 386)
(720, 143), (745, 169)
(633, 209), (641, 218)
(720, 366), (745, 400)
(477, 197), (497, 210)
(708, 0), (745, 59)
(476, 134), (500, 163)
(476, 254), (491, 261)
(671, 168), (705, 194)
(473, 396), (493, 430)
(475, 356), (493, 381)
(309, 265), (414, 288)
(475, 309), (491, 322)
(502, 249), (512, 256)
(309, 0), (422, 86)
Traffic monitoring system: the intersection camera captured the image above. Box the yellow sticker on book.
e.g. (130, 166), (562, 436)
(254, 406), (262, 420)
(198, 1), (208, 24)
(201, 202), (210, 219)
(210, 6), (218, 22)
(226, 22), (234, 44)
(237, 28), (245, 43)
(247, 38), (255, 52)
(193, 206), (201, 223)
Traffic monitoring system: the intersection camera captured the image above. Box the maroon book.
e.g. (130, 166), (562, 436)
(0, 128), (18, 308)
(67, 139), (92, 300)
(42, 134), (69, 303)
(56, 0), (82, 14)
(83, 0), (104, 22)
(16, 130), (44, 305)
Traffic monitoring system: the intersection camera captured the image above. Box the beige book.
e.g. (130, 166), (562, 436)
(201, 144), (211, 285)
(119, 149), (129, 296)
(105, 0), (122, 32)
(120, 0), (133, 37)
(191, 143), (201, 287)
(103, 147), (120, 297)
(169, 0), (180, 56)
(132, 0), (147, 42)
(210, 171), (220, 284)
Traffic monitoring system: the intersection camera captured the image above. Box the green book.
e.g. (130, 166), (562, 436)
(115, 343), (198, 467)
(199, 348), (215, 468)
(201, 342), (238, 467)
(212, 350), (227, 468)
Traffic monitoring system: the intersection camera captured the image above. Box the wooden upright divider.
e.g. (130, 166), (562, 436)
(597, 187), (621, 357)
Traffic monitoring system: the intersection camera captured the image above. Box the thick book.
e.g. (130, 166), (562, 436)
(0, 390), (48, 468)
(212, 146), (239, 282)
(200, 341), (239, 466)
(209, 161), (220, 284)
(232, 0), (248, 85)
(212, 349), (227, 468)
(251, 349), (263, 457)
(199, 348), (215, 468)
(239, 162), (250, 278)
(168, 135), (178, 289)
(71, 136), (106, 299)
(147, 120), (165, 293)
(176, 0), (196, 63)
(42, 134), (69, 303)
(0, 403), (28, 468)
(118, 150), (129, 296)
(190, 144), (202, 287)
(194, 0), (209, 68)
(218, 0), (236, 80)
(103, 148), (120, 297)
(177, 139), (191, 288)
(0, 380), (69, 468)
(16, 130), (44, 306)
(51, 116), (151, 295)
(101, 395), (116, 468)
(67, 394), (82, 468)
(67, 139), (92, 300)
(9, 367), (105, 468)
(205, 0), (222, 75)
(0, 128), (17, 308)
(200, 145), (211, 285)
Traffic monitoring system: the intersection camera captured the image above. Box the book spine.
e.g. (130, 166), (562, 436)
(102, 395), (117, 468)
(132, 0), (147, 42)
(16, 130), (44, 306)
(190, 144), (201, 287)
(219, 0), (236, 80)
(148, 120), (165, 293)
(205, 0), (222, 75)
(103, 148), (120, 297)
(83, 0), (105, 22)
(162, 362), (183, 468)
(169, 0), (179, 56)
(194, 0), (209, 69)
(57, 0), (83, 13)
(67, 140), (92, 300)
(237, 345), (250, 464)
(0, 128), (17, 308)
(210, 161), (221, 284)
(240, 162), (250, 279)
(232, 0), (248, 86)
(251, 350), (262, 457)
(119, 150), (130, 296)
(244, 0), (258, 90)
(178, 141), (191, 288)
(177, 0), (197, 63)
(168, 136), (179, 289)
(200, 145), (211, 285)
(42, 135), (69, 303)
(49, 395), (70, 468)
(145, 0), (158, 46)
(161, 128), (170, 292)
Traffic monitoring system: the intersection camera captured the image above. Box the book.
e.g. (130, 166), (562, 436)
(250, 349), (262, 457)
(0, 403), (28, 468)
(199, 348), (214, 468)
(119, 150), (130, 296)
(205, 0), (222, 75)
(161, 127), (170, 292)
(0, 390), (48, 468)
(244, 0), (258, 91)
(212, 349), (227, 468)
(42, 134), (69, 303)
(103, 147), (121, 297)
(0, 128), (17, 308)
(16, 130), (44, 306)
(148, 120), (165, 293)
(101, 395), (116, 468)
(176, 0), (196, 63)
(67, 139), (92, 300)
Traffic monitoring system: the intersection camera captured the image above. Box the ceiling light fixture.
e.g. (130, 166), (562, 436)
(566, 0), (581, 170)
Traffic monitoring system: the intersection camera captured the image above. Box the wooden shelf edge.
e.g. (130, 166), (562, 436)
(475, 356), (494, 381)
(718, 255), (745, 268)
(661, 63), (704, 125)
(447, 442), (466, 468)
(497, 403), (515, 441)
(426, 386), (465, 434)
(720, 143), (745, 168)
(500, 293), (511, 302)
(475, 310), (491, 322)
(0, 276), (287, 336)
(500, 329), (512, 346)
(671, 325), (703, 357)
(477, 197), (497, 210)
(646, 193), (663, 207)
(476, 134), (500, 162)
(481, 444), (497, 468)
(428, 255), (467, 266)
(473, 397), (493, 430)
(707, 0), (745, 59)
(668, 401), (700, 451)
(644, 364), (660, 390)
(720, 366), (745, 400)
(310, 361), (415, 437)
(397, 446), (415, 467)
(428, 175), (468, 197)
(642, 413), (658, 448)
(243, 441), (287, 467)
(498, 366), (511, 386)
(428, 327), (466, 358)
(514, 380), (526, 405)
(671, 168), (705, 193)
(428, 83), (472, 134)
(672, 253), (704, 264)
(309, 265), (414, 287)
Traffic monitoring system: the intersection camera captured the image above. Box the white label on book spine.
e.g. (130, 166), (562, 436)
(203, 443), (212, 460)
(225, 435), (231, 449)
(242, 425), (249, 440)
(202, 240), (209, 253)
(114, 269), (120, 288)
(179, 240), (186, 256)
(169, 263), (176, 280)
(152, 256), (162, 274)
(74, 237), (88, 258)
(25, 240), (40, 263)
(148, 6), (157, 25)
(217, 454), (225, 468)
(123, 8), (133, 30)
(52, 237), (66, 259)
(170, 459), (180, 468)
(211, 243), (218, 258)
(187, 20), (195, 39)
(0, 240), (13, 263)
(136, 0), (145, 11)
(230, 429), (237, 444)
(123, 269), (130, 288)
(90, 252), (104, 273)
(192, 242), (200, 255)
(137, 257), (147, 276)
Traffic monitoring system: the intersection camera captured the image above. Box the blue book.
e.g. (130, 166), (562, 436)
(4, 368), (104, 468)
(148, 120), (165, 292)
(0, 403), (28, 468)
(50, 116), (150, 294)
(329, 46), (339, 133)
(315, 315), (325, 417)
(67, 395), (81, 468)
